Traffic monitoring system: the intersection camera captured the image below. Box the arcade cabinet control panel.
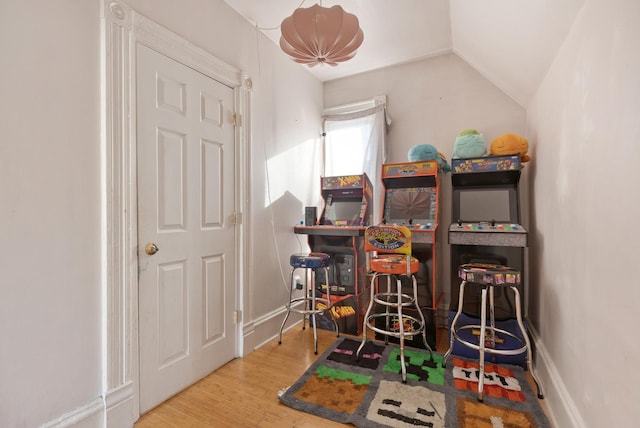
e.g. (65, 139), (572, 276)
(449, 220), (527, 247)
(449, 220), (525, 232)
(383, 220), (435, 230)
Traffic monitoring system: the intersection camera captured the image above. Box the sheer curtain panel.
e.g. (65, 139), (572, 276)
(323, 98), (389, 221)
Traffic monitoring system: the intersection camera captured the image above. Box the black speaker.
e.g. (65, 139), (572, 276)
(305, 206), (317, 226)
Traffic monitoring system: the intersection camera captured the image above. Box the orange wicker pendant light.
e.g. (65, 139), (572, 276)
(280, 4), (364, 67)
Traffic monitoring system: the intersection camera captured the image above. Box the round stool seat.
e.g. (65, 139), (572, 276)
(290, 252), (330, 269)
(458, 263), (521, 286)
(370, 255), (419, 275)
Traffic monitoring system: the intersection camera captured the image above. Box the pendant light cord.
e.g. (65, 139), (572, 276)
(254, 0), (309, 30)
(252, 15), (307, 294)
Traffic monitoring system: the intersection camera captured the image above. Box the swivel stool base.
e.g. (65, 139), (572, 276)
(443, 263), (544, 401)
(278, 253), (339, 354)
(357, 226), (433, 383)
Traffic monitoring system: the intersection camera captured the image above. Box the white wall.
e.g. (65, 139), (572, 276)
(0, 1), (103, 427)
(527, 1), (640, 427)
(0, 0), (323, 426)
(325, 53), (527, 165)
(324, 53), (527, 320)
(240, 34), (325, 350)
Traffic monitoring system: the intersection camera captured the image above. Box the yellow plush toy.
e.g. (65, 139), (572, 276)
(490, 133), (530, 162)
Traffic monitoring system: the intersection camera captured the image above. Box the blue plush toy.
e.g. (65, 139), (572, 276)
(407, 144), (451, 172)
(452, 129), (487, 159)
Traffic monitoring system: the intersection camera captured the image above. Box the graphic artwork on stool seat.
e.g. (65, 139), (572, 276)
(458, 263), (521, 285)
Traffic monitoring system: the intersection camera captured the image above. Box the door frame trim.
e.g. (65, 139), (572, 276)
(100, 1), (250, 425)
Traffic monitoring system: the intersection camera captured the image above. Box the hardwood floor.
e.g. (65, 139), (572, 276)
(135, 326), (349, 427)
(135, 325), (548, 427)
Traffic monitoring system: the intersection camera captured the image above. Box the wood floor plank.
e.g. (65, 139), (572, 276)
(135, 326), (347, 428)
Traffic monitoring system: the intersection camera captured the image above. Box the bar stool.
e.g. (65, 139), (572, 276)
(443, 263), (544, 401)
(278, 252), (339, 354)
(357, 225), (433, 382)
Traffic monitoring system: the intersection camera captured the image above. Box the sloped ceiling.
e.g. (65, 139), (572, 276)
(223, 0), (584, 106)
(450, 0), (584, 106)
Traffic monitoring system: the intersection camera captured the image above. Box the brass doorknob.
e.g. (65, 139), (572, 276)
(145, 242), (159, 255)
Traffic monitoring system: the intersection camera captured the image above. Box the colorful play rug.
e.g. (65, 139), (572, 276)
(279, 338), (550, 427)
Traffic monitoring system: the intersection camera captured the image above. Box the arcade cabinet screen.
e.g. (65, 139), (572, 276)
(458, 189), (510, 222)
(386, 188), (433, 225)
(323, 199), (362, 225)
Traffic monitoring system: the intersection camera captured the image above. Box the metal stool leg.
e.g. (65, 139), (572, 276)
(512, 286), (544, 399)
(310, 269), (319, 354)
(384, 275), (393, 345)
(443, 280), (467, 366)
(302, 271), (309, 331)
(309, 265), (340, 354)
(478, 286), (488, 401)
(323, 266), (340, 338)
(357, 273), (378, 357)
(488, 285), (496, 347)
(397, 276), (407, 382)
(278, 267), (297, 344)
(411, 274), (433, 359)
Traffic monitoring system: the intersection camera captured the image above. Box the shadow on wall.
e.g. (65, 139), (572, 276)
(262, 190), (309, 290)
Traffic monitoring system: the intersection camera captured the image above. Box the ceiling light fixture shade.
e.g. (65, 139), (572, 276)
(280, 4), (364, 67)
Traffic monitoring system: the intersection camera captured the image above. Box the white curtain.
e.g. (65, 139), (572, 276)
(323, 101), (390, 222)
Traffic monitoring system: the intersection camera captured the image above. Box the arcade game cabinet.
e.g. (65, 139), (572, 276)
(375, 160), (442, 349)
(448, 154), (529, 366)
(294, 173), (373, 334)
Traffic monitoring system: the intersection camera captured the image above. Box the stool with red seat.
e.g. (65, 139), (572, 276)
(278, 252), (339, 354)
(443, 263), (544, 401)
(356, 225), (433, 382)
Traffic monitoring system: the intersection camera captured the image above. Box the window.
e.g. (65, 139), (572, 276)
(324, 117), (374, 176)
(322, 96), (389, 221)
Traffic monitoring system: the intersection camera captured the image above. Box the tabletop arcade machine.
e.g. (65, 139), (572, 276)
(293, 173), (374, 334)
(448, 154), (529, 365)
(375, 160), (442, 349)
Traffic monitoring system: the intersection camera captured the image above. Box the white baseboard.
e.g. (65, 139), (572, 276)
(41, 383), (137, 428)
(529, 324), (586, 428)
(40, 397), (103, 428)
(105, 382), (136, 428)
(242, 305), (303, 353)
